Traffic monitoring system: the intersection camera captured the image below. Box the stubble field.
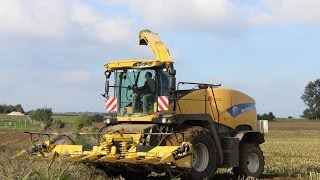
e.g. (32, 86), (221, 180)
(0, 116), (319, 179)
(261, 121), (320, 179)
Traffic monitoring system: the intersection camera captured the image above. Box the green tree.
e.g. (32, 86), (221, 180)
(14, 104), (24, 113)
(301, 79), (320, 120)
(257, 112), (275, 121)
(268, 112), (275, 120)
(29, 108), (53, 129)
(0, 104), (25, 114)
(3, 105), (14, 114)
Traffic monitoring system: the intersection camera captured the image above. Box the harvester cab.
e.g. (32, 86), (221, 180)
(16, 30), (267, 180)
(103, 30), (176, 121)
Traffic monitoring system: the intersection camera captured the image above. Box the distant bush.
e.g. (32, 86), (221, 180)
(76, 114), (104, 129)
(76, 114), (91, 129)
(59, 122), (65, 129)
(29, 108), (53, 130)
(90, 114), (104, 122)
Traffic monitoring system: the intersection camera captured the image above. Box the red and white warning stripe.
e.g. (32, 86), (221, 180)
(105, 96), (117, 112)
(158, 96), (169, 111)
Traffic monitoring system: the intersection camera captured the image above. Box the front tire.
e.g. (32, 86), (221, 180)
(164, 126), (218, 180)
(233, 143), (264, 178)
(190, 132), (217, 180)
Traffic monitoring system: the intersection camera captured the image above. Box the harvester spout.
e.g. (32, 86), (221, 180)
(139, 29), (171, 62)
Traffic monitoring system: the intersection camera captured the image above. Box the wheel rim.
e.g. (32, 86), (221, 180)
(193, 143), (209, 172)
(247, 153), (260, 173)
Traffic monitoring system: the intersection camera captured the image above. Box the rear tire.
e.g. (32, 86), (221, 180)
(233, 143), (264, 178)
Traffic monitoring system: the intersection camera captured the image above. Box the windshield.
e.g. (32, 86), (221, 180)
(114, 68), (169, 117)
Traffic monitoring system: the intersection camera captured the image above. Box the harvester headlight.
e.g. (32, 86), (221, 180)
(162, 118), (167, 123)
(105, 118), (111, 124)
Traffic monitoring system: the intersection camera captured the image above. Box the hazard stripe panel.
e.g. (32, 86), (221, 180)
(158, 96), (169, 111)
(105, 97), (117, 112)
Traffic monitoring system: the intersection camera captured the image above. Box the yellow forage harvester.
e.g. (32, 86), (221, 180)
(17, 30), (268, 180)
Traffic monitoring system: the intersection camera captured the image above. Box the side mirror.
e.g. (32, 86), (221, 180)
(169, 76), (176, 91)
(105, 79), (109, 95)
(104, 71), (111, 96)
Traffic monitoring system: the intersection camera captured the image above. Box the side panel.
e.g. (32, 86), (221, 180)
(229, 90), (257, 131)
(173, 88), (257, 131)
(235, 131), (265, 144)
(221, 137), (239, 167)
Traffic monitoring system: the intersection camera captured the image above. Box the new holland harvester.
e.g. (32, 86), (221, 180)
(17, 30), (267, 179)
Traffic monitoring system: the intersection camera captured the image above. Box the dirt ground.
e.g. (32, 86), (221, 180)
(0, 130), (30, 153)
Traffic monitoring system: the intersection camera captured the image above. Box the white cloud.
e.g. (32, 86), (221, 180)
(0, 0), (135, 44)
(70, 2), (102, 26)
(0, 0), (68, 38)
(59, 69), (91, 84)
(129, 0), (320, 31)
(103, 0), (129, 6)
(71, 2), (134, 44)
(130, 0), (240, 33)
(2, 0), (319, 41)
(249, 0), (320, 25)
(248, 13), (275, 25)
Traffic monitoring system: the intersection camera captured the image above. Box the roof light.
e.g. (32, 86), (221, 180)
(133, 62), (153, 68)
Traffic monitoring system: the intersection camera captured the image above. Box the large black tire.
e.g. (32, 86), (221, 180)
(233, 143), (264, 178)
(165, 126), (218, 180)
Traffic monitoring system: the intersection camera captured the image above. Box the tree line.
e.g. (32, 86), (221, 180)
(257, 78), (320, 121)
(0, 104), (24, 114)
(257, 112), (275, 121)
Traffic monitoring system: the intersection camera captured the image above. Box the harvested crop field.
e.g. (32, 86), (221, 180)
(0, 120), (319, 179)
(261, 121), (320, 179)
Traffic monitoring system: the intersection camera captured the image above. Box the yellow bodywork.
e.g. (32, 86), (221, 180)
(115, 87), (257, 131)
(104, 29), (172, 71)
(139, 29), (171, 62)
(104, 59), (167, 71)
(29, 133), (193, 169)
(171, 88), (257, 131)
(117, 114), (156, 122)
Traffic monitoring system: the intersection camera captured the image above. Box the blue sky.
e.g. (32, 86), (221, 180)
(0, 0), (319, 117)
